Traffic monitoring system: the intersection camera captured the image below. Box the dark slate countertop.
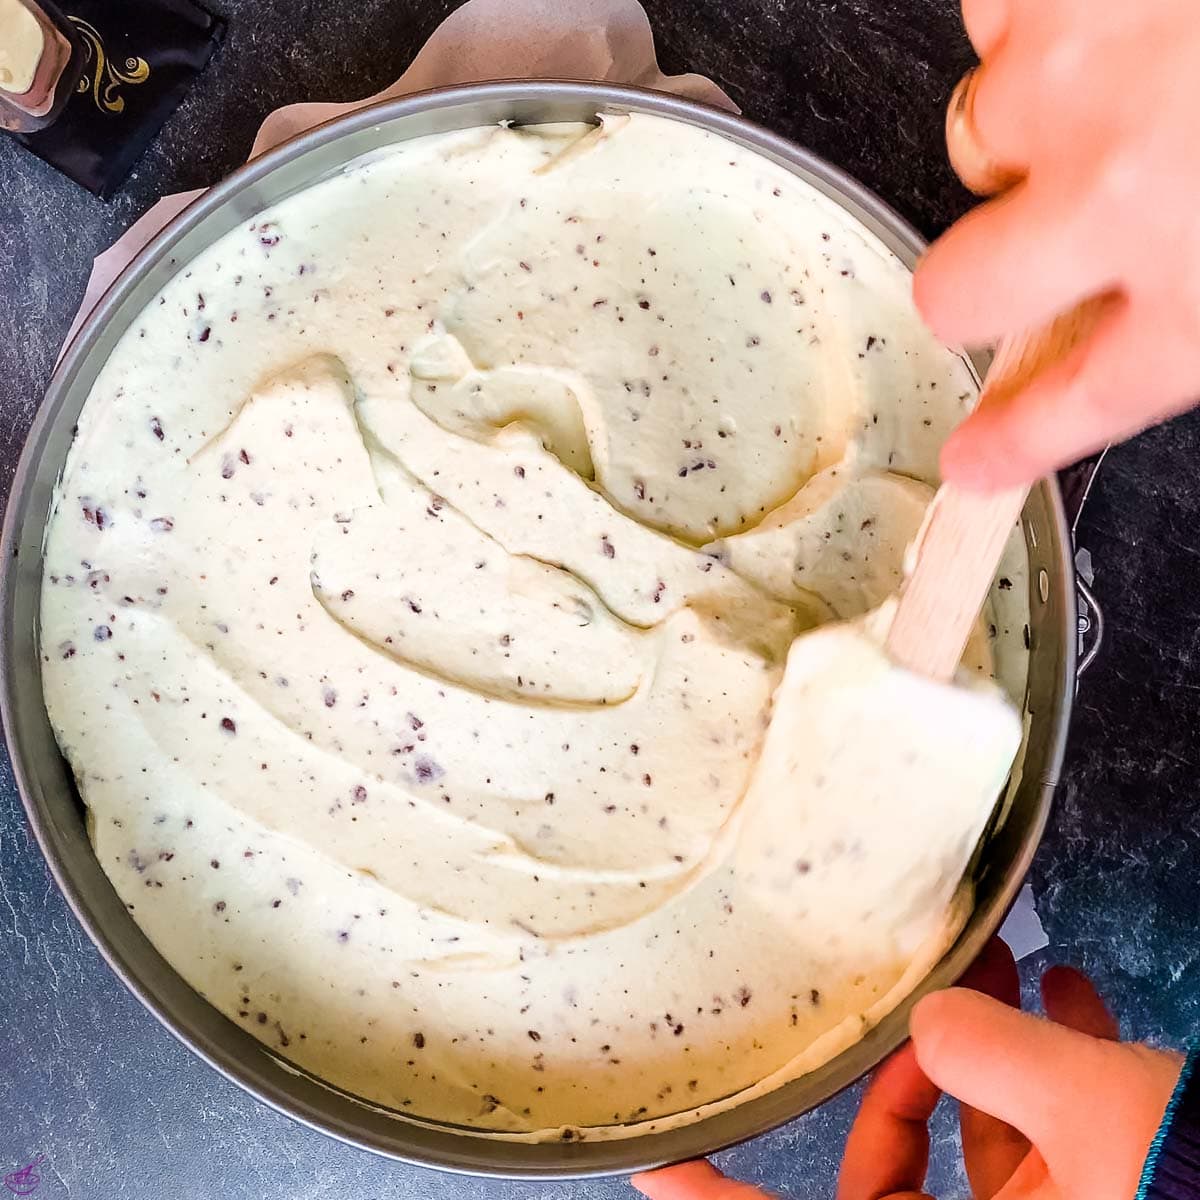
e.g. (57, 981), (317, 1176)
(2, 2), (1197, 1197)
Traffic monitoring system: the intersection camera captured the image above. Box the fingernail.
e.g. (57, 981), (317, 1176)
(949, 67), (978, 117)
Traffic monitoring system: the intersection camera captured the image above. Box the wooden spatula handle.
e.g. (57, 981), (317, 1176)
(883, 483), (1027, 680)
(885, 68), (1112, 680)
(885, 298), (1109, 680)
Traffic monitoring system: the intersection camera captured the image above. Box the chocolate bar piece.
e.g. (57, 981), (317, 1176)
(9, 0), (225, 195)
(0, 0), (83, 132)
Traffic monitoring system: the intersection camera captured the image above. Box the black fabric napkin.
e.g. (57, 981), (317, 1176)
(14, 0), (225, 196)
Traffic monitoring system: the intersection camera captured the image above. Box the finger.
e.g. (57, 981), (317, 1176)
(839, 940), (1021, 1200)
(632, 1161), (774, 1200)
(964, 51), (1036, 175)
(959, 935), (1019, 1003)
(837, 1045), (940, 1200)
(988, 1151), (1057, 1200)
(842, 1192), (931, 1200)
(941, 299), (1198, 488)
(955, 938), (1032, 1199)
(910, 987), (1118, 1148)
(961, 0), (1011, 58)
(962, 1112), (1031, 1200)
(1041, 966), (1119, 1041)
(913, 181), (1115, 346)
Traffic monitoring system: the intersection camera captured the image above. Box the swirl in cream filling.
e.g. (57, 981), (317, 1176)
(41, 113), (1029, 1139)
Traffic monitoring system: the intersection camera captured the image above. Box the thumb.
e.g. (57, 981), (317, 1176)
(631, 1161), (777, 1200)
(911, 988), (1118, 1146)
(911, 988), (1180, 1195)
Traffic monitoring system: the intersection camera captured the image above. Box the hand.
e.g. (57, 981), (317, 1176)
(631, 940), (1183, 1200)
(916, 0), (1200, 489)
(838, 941), (1182, 1200)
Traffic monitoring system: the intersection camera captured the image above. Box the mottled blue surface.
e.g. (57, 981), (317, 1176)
(2, 1), (1197, 1196)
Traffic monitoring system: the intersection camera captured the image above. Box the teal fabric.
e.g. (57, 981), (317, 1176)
(1137, 1046), (1200, 1200)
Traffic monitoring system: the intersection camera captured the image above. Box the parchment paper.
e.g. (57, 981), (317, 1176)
(60, 0), (734, 351)
(58, 0), (1046, 962)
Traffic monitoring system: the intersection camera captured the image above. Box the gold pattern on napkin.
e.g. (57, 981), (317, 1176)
(68, 16), (150, 114)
